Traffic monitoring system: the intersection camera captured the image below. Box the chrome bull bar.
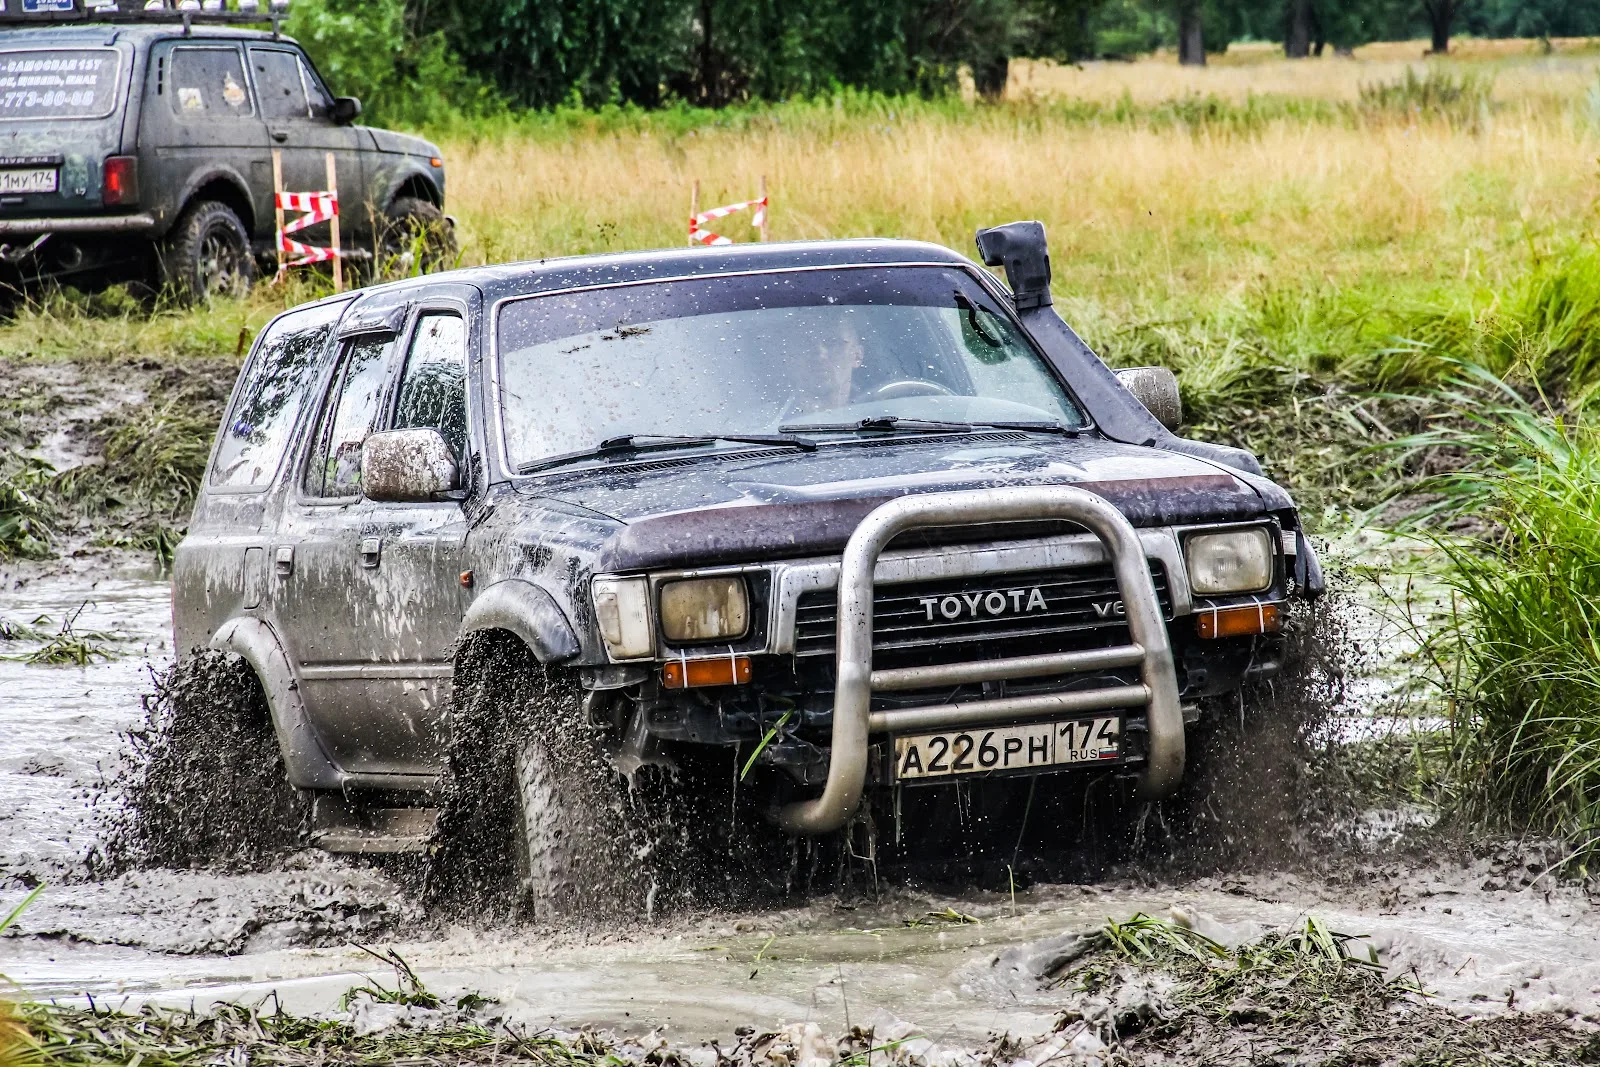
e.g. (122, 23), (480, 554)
(776, 486), (1184, 835)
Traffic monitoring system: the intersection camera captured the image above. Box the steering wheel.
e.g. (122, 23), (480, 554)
(870, 379), (956, 402)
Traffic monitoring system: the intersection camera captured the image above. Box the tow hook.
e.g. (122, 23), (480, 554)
(0, 234), (49, 263)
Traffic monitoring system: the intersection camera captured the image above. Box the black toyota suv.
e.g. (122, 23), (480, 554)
(171, 224), (1325, 916)
(0, 0), (448, 298)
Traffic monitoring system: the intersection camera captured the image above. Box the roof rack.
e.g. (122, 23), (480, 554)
(0, 0), (288, 36)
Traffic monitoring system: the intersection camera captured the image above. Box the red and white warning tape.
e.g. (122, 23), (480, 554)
(276, 189), (340, 270)
(689, 196), (767, 246)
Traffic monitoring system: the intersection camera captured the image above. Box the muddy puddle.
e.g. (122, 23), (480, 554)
(3, 568), (1599, 1048)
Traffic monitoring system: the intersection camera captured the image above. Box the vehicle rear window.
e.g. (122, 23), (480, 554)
(0, 48), (120, 120)
(211, 300), (349, 490)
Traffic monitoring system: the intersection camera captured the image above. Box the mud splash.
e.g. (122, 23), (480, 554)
(97, 648), (309, 874)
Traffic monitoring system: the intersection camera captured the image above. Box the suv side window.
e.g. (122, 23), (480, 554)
(210, 300), (347, 489)
(168, 46), (252, 119)
(249, 47), (308, 122)
(303, 335), (397, 499)
(393, 313), (469, 476)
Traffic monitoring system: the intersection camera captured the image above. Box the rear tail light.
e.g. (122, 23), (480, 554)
(102, 156), (138, 207)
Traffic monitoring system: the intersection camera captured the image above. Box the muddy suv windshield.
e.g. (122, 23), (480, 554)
(496, 266), (1087, 471)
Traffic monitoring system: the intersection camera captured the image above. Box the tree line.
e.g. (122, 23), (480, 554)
(289, 0), (1600, 119)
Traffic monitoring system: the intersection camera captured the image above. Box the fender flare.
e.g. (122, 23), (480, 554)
(209, 616), (343, 790)
(460, 579), (581, 665)
(378, 166), (443, 213)
(170, 166), (258, 235)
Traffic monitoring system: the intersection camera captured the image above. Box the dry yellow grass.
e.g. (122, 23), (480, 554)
(1009, 47), (1600, 106)
(440, 59), (1600, 321)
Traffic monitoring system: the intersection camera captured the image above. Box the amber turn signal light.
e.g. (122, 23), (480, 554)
(1196, 602), (1282, 639)
(662, 656), (752, 689)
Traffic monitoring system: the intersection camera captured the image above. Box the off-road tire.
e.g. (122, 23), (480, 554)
(376, 196), (456, 279)
(427, 631), (678, 923)
(102, 648), (307, 872)
(160, 199), (255, 303)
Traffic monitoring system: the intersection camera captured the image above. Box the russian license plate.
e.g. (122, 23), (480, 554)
(894, 717), (1121, 781)
(0, 168), (56, 194)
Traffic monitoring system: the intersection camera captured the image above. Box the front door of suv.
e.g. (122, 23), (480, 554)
(274, 294), (473, 781)
(247, 45), (367, 249)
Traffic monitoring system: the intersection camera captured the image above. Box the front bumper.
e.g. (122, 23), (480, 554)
(773, 486), (1185, 834)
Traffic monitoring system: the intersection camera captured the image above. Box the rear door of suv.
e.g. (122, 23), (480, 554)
(142, 38), (269, 235)
(0, 36), (130, 219)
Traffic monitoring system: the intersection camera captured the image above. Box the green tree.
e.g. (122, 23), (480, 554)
(286, 0), (490, 125)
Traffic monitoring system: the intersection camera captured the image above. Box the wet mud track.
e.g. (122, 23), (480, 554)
(3, 574), (1600, 1052)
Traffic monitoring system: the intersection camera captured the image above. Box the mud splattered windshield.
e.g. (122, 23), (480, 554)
(496, 266), (1085, 472)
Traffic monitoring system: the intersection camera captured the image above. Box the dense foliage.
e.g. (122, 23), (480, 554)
(287, 0), (1600, 122)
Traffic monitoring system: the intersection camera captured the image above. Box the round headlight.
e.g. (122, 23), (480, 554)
(1185, 528), (1274, 596)
(660, 576), (749, 643)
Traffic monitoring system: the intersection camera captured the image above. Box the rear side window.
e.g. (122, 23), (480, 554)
(249, 48), (307, 122)
(169, 46), (252, 119)
(210, 300), (348, 490)
(0, 48), (121, 120)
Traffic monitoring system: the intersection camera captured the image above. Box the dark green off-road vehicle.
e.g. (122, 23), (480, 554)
(0, 0), (448, 298)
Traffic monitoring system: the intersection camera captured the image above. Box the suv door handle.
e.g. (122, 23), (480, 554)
(360, 536), (382, 569)
(271, 130), (289, 143)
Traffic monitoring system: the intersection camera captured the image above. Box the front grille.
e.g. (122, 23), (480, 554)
(792, 562), (1173, 659)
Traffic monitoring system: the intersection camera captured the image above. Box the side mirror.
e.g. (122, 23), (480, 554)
(361, 428), (458, 502)
(332, 96), (362, 125)
(1115, 367), (1182, 431)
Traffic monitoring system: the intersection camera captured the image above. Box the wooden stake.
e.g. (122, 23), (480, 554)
(271, 148), (284, 281)
(690, 179), (700, 246)
(325, 151), (342, 294)
(759, 174), (769, 243)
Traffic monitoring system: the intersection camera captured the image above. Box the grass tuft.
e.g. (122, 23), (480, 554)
(6, 604), (119, 667)
(0, 458), (53, 561)
(1358, 65), (1496, 126)
(1392, 369), (1600, 869)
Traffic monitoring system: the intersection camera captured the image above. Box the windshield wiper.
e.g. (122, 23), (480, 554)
(780, 416), (1077, 436)
(518, 432), (816, 474)
(780, 416), (975, 434)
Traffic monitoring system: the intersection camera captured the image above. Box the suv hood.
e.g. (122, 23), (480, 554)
(526, 433), (1276, 572)
(367, 127), (439, 157)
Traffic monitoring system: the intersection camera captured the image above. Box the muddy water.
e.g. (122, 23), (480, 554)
(3, 572), (1599, 1043)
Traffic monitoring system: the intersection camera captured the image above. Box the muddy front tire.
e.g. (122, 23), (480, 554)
(428, 632), (669, 922)
(376, 196), (456, 279)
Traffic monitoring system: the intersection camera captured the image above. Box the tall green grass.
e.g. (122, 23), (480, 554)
(1399, 368), (1600, 862)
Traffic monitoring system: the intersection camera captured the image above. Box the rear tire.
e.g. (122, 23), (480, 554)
(160, 199), (254, 303)
(104, 648), (307, 871)
(377, 196), (455, 279)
